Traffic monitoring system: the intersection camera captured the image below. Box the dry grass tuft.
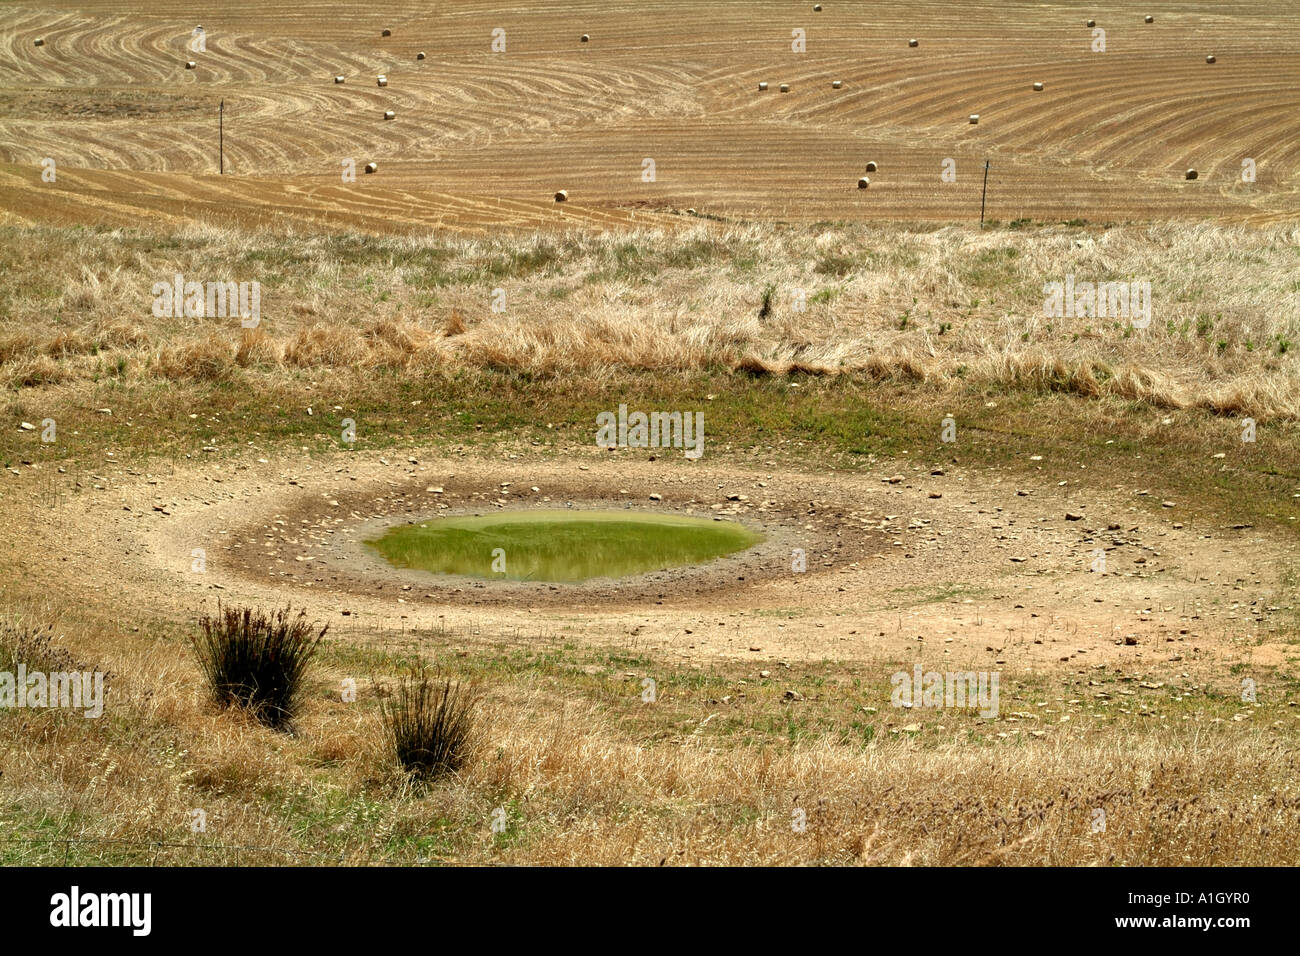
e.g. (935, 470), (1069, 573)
(235, 327), (279, 367)
(155, 335), (236, 382)
(364, 319), (431, 367)
(283, 324), (367, 367)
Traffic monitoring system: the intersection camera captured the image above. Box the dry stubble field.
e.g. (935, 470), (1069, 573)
(0, 1), (1298, 866)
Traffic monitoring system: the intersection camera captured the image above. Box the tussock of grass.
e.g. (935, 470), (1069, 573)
(234, 327), (279, 367)
(382, 669), (481, 782)
(283, 324), (367, 368)
(191, 604), (325, 730)
(3, 354), (69, 389)
(154, 335), (237, 382)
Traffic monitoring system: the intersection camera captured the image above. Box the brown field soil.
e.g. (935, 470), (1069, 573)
(2, 0), (1299, 233)
(12, 445), (1297, 672)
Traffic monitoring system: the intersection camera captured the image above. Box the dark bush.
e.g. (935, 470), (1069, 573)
(382, 669), (480, 781)
(192, 604), (325, 730)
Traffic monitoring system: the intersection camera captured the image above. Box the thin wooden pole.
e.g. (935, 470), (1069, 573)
(979, 159), (990, 228)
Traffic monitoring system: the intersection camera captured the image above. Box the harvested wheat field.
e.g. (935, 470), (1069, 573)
(3, 0), (1300, 230)
(0, 0), (1298, 908)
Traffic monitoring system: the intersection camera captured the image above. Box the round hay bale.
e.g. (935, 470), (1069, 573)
(334, 75), (346, 84)
(858, 177), (870, 189)
(581, 34), (590, 43)
(1145, 15), (1154, 24)
(814, 4), (823, 11)
(686, 208), (697, 215)
(865, 160), (878, 172)
(377, 75), (388, 87)
(417, 51), (426, 60)
(1185, 168), (1198, 180)
(779, 83), (790, 93)
(969, 113), (980, 124)
(832, 79), (842, 89)
(758, 81), (769, 91)
(383, 110), (395, 120)
(1205, 54), (1216, 63)
(185, 60), (196, 70)
(554, 189), (569, 202)
(34, 37), (45, 47)
(381, 29), (391, 37)
(364, 162), (377, 174)
(1086, 19), (1096, 28)
(908, 38), (919, 47)
(1033, 81), (1044, 91)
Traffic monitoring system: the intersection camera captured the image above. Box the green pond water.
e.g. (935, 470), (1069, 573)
(365, 510), (765, 583)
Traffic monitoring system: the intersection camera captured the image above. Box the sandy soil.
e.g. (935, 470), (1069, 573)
(9, 444), (1296, 682)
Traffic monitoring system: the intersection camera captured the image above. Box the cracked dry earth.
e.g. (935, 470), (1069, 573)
(12, 447), (1298, 679)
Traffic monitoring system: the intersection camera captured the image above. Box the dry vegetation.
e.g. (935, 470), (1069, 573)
(3, 597), (1298, 867)
(3, 225), (1298, 869)
(3, 220), (1300, 419)
(2, 0), (1299, 869)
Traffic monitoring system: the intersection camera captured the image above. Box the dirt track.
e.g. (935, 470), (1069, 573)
(11, 445), (1294, 678)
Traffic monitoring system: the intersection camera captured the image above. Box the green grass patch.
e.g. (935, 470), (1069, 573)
(366, 510), (764, 582)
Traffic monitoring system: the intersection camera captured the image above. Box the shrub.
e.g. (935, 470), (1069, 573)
(382, 669), (480, 781)
(191, 604), (325, 729)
